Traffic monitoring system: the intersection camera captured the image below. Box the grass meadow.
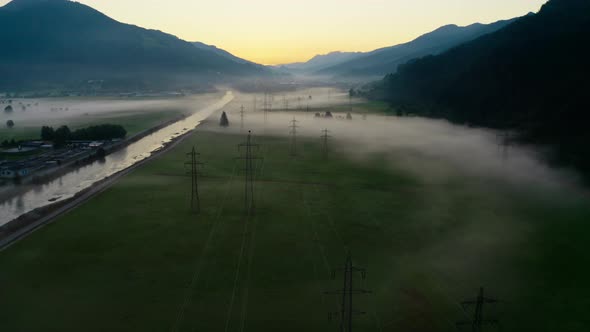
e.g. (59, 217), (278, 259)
(1, 117), (589, 331)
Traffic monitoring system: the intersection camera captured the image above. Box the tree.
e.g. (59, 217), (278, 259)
(6, 120), (14, 128)
(54, 125), (71, 147)
(70, 124), (126, 140)
(219, 111), (229, 127)
(4, 105), (13, 113)
(96, 147), (106, 159)
(41, 126), (55, 141)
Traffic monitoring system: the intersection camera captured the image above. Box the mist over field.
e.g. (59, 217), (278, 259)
(212, 93), (582, 193)
(1, 94), (224, 123)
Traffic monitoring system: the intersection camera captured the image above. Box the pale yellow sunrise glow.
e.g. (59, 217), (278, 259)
(0, 0), (547, 64)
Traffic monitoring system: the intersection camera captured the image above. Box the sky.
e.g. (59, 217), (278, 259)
(1, 0), (547, 65)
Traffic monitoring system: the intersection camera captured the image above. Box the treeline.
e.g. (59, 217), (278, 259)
(365, 0), (590, 177)
(41, 124), (127, 145)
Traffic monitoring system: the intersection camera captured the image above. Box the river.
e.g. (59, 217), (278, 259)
(0, 91), (234, 226)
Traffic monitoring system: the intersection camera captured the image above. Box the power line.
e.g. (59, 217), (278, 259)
(236, 131), (262, 216)
(325, 253), (371, 332)
(169, 163), (239, 332)
(185, 146), (204, 213)
(457, 287), (499, 332)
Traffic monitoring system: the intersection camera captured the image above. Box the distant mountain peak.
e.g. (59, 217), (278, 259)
(313, 16), (520, 79)
(434, 24), (459, 31)
(2, 0), (66, 10)
(308, 51), (362, 61)
(0, 0), (265, 90)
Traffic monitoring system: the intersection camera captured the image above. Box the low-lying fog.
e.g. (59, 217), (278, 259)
(212, 91), (582, 193)
(0, 93), (224, 125)
(2, 87), (583, 193)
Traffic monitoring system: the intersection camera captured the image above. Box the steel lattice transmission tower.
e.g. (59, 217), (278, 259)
(289, 117), (299, 157)
(321, 128), (331, 159)
(185, 146), (204, 213)
(237, 130), (262, 216)
(239, 105), (245, 132)
(263, 92), (272, 126)
(283, 94), (289, 111)
(325, 254), (371, 332)
(457, 287), (499, 332)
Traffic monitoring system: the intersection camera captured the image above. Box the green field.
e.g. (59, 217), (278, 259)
(0, 109), (187, 142)
(1, 119), (589, 332)
(274, 100), (391, 115)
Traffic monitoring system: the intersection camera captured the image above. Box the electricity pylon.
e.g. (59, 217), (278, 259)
(263, 92), (272, 126)
(185, 146), (204, 213)
(237, 131), (262, 216)
(457, 287), (499, 332)
(325, 254), (371, 332)
(289, 117), (299, 157)
(497, 130), (512, 162)
(239, 105), (245, 132)
(321, 129), (331, 159)
(283, 94), (289, 111)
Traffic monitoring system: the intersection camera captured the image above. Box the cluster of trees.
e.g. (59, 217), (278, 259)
(41, 124), (127, 146)
(366, 0), (590, 178)
(1, 139), (18, 148)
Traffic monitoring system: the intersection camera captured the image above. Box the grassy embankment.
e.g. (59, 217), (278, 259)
(0, 114), (589, 331)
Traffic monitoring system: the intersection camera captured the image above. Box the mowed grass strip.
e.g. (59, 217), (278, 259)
(1, 123), (590, 332)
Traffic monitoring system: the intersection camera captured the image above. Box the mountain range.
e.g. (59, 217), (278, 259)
(279, 17), (522, 79)
(0, 0), (265, 91)
(367, 0), (590, 178)
(276, 51), (364, 74)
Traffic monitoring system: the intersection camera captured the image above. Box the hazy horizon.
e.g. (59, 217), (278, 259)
(0, 0), (546, 65)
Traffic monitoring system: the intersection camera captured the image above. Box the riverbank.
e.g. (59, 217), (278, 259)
(0, 114), (187, 201)
(0, 116), (197, 250)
